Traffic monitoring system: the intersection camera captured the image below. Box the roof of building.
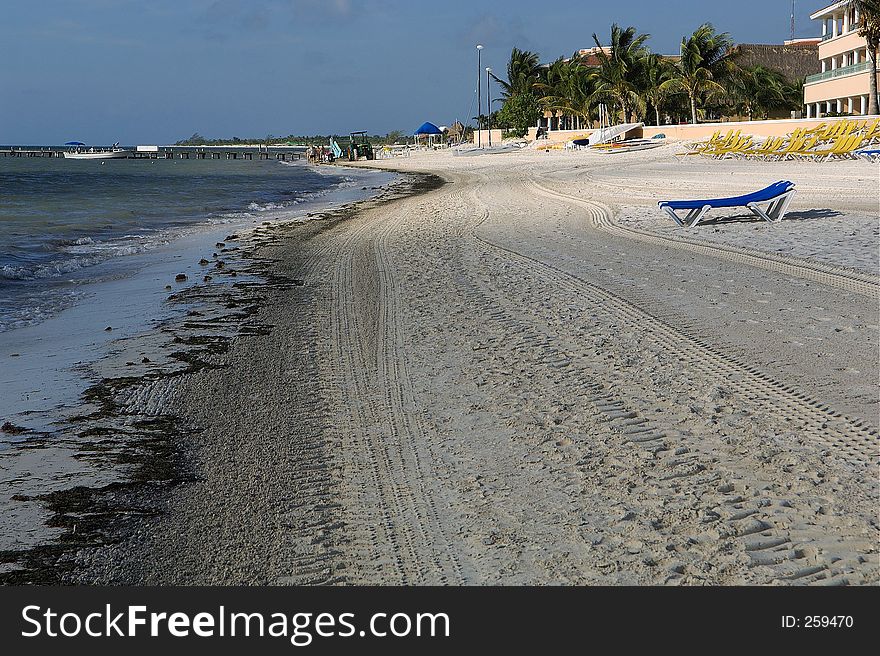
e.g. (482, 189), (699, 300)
(731, 43), (821, 81)
(810, 1), (851, 20)
(783, 38), (823, 46)
(566, 47), (679, 67)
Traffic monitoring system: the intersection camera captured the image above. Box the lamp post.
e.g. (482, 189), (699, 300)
(476, 45), (484, 148)
(486, 67), (492, 148)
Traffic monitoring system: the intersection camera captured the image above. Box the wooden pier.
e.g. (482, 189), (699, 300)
(0, 146), (303, 161)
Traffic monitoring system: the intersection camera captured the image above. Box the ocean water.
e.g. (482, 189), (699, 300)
(0, 155), (397, 434)
(0, 156), (354, 332)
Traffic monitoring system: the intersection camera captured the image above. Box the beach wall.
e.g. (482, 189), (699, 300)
(639, 116), (878, 140)
(528, 115), (878, 144)
(472, 129), (504, 145)
(527, 127), (595, 144)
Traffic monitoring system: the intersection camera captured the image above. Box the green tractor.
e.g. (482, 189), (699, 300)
(347, 131), (375, 161)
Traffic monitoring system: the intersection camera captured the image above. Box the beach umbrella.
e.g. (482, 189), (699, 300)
(64, 141), (85, 146)
(414, 122), (443, 136)
(414, 122), (444, 147)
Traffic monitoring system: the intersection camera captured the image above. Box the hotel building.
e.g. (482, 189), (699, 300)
(804, 1), (879, 117)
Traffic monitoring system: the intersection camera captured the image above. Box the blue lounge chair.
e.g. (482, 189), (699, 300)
(856, 149), (880, 163)
(658, 181), (797, 227)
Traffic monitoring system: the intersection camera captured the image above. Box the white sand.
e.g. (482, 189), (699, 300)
(323, 147), (878, 584)
(10, 146), (875, 585)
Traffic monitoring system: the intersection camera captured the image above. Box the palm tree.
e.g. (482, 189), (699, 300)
(641, 54), (674, 125)
(533, 57), (566, 131)
(848, 0), (880, 115)
(493, 48), (544, 136)
(589, 24), (650, 123)
(729, 66), (789, 120)
(783, 77), (807, 116)
(534, 57), (598, 129)
(494, 48), (542, 101)
(661, 23), (734, 124)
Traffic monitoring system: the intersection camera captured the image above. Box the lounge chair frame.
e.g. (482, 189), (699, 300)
(659, 184), (796, 227)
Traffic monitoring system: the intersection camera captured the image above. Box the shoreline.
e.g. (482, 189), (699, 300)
(2, 145), (877, 585)
(0, 169), (443, 584)
(0, 161), (398, 434)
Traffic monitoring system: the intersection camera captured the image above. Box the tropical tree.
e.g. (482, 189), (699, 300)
(662, 23), (735, 124)
(492, 48), (543, 136)
(495, 93), (542, 136)
(494, 48), (542, 100)
(728, 65), (791, 120)
(848, 0), (880, 115)
(564, 62), (600, 126)
(473, 113), (491, 130)
(534, 57), (566, 111)
(534, 57), (597, 129)
(534, 58), (570, 116)
(384, 130), (406, 144)
(641, 54), (674, 125)
(783, 77), (807, 115)
(589, 24), (650, 123)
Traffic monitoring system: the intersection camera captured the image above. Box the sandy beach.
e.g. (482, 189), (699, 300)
(2, 145), (877, 586)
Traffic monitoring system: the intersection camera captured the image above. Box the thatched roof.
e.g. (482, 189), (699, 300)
(731, 43), (821, 81)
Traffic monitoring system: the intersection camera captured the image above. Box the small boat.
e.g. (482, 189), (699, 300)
(63, 143), (128, 159)
(592, 139), (664, 153)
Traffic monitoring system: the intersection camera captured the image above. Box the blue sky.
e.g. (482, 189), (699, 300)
(1, 0), (826, 144)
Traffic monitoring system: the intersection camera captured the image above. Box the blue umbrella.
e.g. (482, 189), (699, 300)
(64, 141), (85, 146)
(414, 122), (442, 135)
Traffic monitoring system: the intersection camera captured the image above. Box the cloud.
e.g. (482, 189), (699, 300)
(199, 0), (367, 33)
(25, 18), (141, 47)
(460, 13), (532, 51)
(297, 0), (353, 16)
(302, 49), (331, 66)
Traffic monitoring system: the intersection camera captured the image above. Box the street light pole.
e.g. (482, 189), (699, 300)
(486, 67), (492, 148)
(476, 45), (483, 148)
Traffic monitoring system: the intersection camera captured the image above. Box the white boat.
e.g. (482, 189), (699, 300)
(63, 143), (128, 159)
(593, 139), (665, 153)
(588, 122), (644, 146)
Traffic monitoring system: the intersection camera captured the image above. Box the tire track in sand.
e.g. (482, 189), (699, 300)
(462, 180), (877, 584)
(477, 183), (876, 462)
(328, 199), (466, 584)
(528, 179), (879, 299)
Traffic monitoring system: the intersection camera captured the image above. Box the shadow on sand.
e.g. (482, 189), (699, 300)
(696, 208), (844, 225)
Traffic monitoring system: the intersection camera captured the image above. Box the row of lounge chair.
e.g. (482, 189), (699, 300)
(682, 119), (880, 161)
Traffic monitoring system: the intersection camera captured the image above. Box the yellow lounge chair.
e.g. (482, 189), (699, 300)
(862, 118), (880, 145)
(817, 120), (854, 141)
(715, 135), (755, 158)
(704, 134), (754, 158)
(739, 136), (786, 159)
(788, 134), (864, 161)
(693, 130), (740, 156)
(803, 123), (828, 138)
(677, 130), (727, 156)
(764, 133), (817, 160)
